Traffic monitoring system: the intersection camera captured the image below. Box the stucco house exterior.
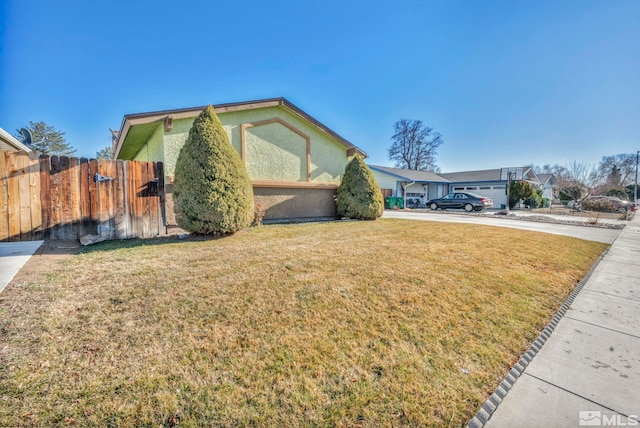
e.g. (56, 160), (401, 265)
(370, 165), (551, 209)
(0, 127), (32, 153)
(113, 98), (367, 223)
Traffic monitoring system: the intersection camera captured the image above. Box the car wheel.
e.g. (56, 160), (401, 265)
(430, 203), (438, 210)
(617, 206), (627, 213)
(464, 203), (474, 212)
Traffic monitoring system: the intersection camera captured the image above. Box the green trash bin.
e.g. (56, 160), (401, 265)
(396, 197), (404, 209)
(385, 197), (394, 209)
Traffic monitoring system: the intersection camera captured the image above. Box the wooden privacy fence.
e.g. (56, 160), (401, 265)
(0, 150), (165, 242)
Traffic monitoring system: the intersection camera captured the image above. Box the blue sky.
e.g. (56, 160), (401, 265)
(1, 0), (638, 172)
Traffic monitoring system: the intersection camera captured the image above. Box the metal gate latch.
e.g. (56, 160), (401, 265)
(94, 173), (114, 182)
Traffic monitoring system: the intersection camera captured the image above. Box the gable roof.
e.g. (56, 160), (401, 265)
(439, 168), (503, 182)
(114, 97), (366, 159)
(0, 127), (32, 153)
(369, 165), (451, 183)
(537, 173), (555, 185)
(440, 167), (539, 183)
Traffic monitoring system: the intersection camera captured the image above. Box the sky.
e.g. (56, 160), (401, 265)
(1, 0), (638, 173)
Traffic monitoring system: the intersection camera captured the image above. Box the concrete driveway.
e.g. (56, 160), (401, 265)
(382, 210), (622, 244)
(0, 241), (43, 294)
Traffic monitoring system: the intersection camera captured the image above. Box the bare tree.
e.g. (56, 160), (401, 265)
(388, 119), (443, 171)
(564, 161), (599, 190)
(597, 154), (636, 188)
(533, 162), (596, 201)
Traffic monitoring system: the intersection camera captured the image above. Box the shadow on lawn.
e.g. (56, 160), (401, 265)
(77, 231), (242, 254)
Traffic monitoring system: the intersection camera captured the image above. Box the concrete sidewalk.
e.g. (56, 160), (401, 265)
(0, 241), (43, 294)
(471, 214), (640, 427)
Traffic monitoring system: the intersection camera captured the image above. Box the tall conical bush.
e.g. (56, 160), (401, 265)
(173, 105), (254, 234)
(336, 156), (384, 220)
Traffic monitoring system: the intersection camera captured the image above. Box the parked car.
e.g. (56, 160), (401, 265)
(579, 196), (634, 213)
(427, 192), (493, 212)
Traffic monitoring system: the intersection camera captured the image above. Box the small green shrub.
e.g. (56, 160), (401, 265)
(336, 156), (384, 220)
(173, 105), (254, 234)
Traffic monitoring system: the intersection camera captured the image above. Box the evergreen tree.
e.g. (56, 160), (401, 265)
(336, 156), (384, 220)
(17, 121), (76, 156)
(96, 146), (113, 159)
(173, 105), (254, 234)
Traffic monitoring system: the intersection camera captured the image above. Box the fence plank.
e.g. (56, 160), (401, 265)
(49, 156), (61, 240)
(16, 153), (32, 240)
(108, 159), (117, 240)
(39, 155), (51, 239)
(78, 158), (90, 237)
(60, 156), (73, 240)
(28, 152), (42, 240)
(69, 157), (81, 239)
(148, 161), (158, 236)
(0, 152), (8, 241)
(89, 159), (99, 231)
(127, 160), (138, 239)
(114, 160), (126, 239)
(156, 162), (165, 235)
(6, 152), (20, 241)
(131, 161), (141, 237)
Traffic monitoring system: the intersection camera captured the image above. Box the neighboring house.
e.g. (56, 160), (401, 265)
(370, 165), (551, 209)
(113, 98), (367, 223)
(439, 167), (542, 209)
(369, 165), (451, 207)
(536, 173), (556, 202)
(0, 127), (32, 153)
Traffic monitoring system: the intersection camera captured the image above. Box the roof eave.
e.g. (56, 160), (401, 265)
(0, 127), (32, 153)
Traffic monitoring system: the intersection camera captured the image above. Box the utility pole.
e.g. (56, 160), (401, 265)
(635, 150), (639, 206)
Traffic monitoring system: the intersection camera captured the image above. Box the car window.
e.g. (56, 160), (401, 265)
(443, 194), (454, 200)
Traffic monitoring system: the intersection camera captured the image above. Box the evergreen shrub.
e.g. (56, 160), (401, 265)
(173, 105), (254, 234)
(336, 156), (384, 220)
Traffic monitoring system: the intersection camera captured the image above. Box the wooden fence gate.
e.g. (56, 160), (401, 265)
(0, 150), (165, 242)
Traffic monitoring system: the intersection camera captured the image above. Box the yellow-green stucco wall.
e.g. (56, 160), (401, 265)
(160, 106), (349, 184)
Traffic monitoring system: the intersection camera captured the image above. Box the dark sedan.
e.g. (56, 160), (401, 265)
(427, 192), (493, 212)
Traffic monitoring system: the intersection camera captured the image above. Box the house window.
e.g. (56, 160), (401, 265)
(479, 186), (491, 190)
(466, 187), (477, 190)
(453, 187), (465, 191)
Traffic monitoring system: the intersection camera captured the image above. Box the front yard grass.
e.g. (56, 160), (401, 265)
(0, 219), (606, 426)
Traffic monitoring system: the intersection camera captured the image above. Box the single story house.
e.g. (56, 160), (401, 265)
(368, 165), (451, 207)
(0, 128), (32, 153)
(536, 173), (556, 201)
(370, 165), (553, 209)
(113, 98), (367, 223)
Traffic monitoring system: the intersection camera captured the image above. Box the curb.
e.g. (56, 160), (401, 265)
(466, 249), (609, 428)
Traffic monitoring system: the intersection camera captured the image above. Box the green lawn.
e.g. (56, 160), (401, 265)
(0, 219), (606, 426)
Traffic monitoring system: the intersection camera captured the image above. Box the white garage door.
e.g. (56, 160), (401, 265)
(453, 185), (507, 208)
